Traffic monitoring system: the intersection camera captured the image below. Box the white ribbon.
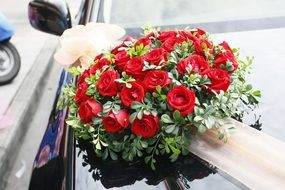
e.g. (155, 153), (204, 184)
(54, 23), (125, 69)
(189, 119), (285, 189)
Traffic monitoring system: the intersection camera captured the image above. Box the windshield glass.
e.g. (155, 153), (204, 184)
(106, 0), (285, 29)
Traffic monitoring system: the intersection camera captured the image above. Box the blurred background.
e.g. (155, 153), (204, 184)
(0, 0), (285, 189)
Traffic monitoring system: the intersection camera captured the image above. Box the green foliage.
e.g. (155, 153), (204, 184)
(127, 43), (150, 57)
(68, 66), (84, 76)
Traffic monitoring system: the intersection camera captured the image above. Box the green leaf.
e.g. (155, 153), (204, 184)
(169, 145), (181, 155)
(198, 124), (206, 133)
(194, 116), (203, 122)
(109, 150), (118, 160)
(143, 110), (150, 115)
(100, 140), (108, 147)
(66, 120), (75, 126)
(156, 85), (161, 94)
(252, 90), (261, 97)
(137, 150), (143, 157)
(169, 154), (179, 162)
(150, 158), (156, 170)
(144, 156), (151, 164)
(204, 117), (215, 129)
(129, 112), (137, 123)
(165, 124), (176, 133)
(92, 139), (98, 145)
(126, 83), (132, 88)
(102, 148), (109, 160)
(95, 142), (102, 150)
(245, 84), (253, 92)
(137, 110), (143, 120)
(161, 114), (173, 124)
(173, 110), (182, 121)
(172, 126), (179, 135)
(140, 141), (148, 148)
(67, 66), (81, 76)
(131, 101), (143, 109)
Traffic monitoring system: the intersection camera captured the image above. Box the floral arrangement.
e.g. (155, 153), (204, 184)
(58, 26), (260, 169)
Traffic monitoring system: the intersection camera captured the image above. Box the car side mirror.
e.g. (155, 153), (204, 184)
(28, 0), (72, 36)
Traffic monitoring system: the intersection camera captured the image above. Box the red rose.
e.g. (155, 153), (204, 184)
(75, 82), (89, 104)
(157, 31), (177, 42)
(78, 98), (102, 123)
(90, 58), (110, 74)
(94, 53), (104, 61)
(131, 114), (159, 138)
(206, 69), (231, 93)
(178, 31), (197, 42)
(111, 43), (125, 55)
(167, 85), (196, 116)
(103, 110), (130, 133)
(135, 37), (151, 47)
(96, 70), (120, 97)
(111, 37), (135, 54)
(125, 57), (146, 79)
(162, 37), (183, 52)
(115, 51), (130, 71)
(177, 54), (210, 75)
(145, 48), (167, 65)
(143, 70), (171, 92)
(77, 69), (90, 85)
(214, 41), (238, 72)
(120, 82), (145, 107)
(194, 38), (212, 55)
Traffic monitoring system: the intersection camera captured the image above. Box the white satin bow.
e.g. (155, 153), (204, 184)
(54, 23), (125, 69)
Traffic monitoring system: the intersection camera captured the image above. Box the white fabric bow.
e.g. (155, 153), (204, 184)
(54, 23), (125, 69)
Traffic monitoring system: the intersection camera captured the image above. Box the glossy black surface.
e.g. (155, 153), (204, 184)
(28, 70), (74, 190)
(75, 138), (247, 190)
(75, 140), (216, 189)
(28, 0), (71, 35)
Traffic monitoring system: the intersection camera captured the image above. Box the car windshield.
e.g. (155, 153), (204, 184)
(105, 0), (285, 31)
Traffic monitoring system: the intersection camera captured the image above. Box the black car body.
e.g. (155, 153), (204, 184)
(27, 0), (284, 189)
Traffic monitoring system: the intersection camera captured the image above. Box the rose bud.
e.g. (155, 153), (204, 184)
(143, 70), (171, 92)
(74, 82), (90, 105)
(167, 85), (196, 116)
(103, 110), (130, 133)
(96, 70), (120, 97)
(77, 69), (90, 86)
(131, 114), (160, 138)
(78, 98), (102, 124)
(120, 82), (145, 107)
(206, 69), (231, 93)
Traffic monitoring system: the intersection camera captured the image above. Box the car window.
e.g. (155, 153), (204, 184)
(102, 0), (285, 33)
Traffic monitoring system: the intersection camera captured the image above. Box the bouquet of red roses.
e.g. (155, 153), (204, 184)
(58, 26), (260, 169)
